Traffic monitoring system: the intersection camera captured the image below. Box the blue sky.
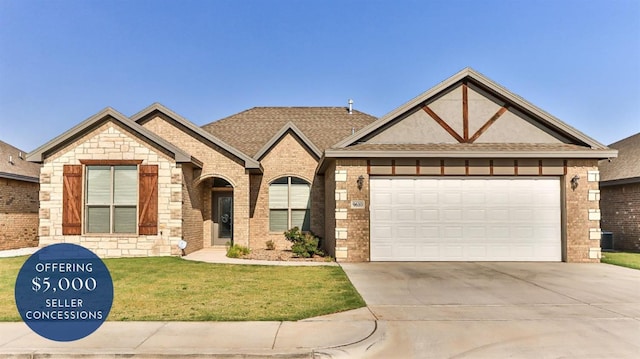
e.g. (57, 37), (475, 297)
(1, 0), (638, 151)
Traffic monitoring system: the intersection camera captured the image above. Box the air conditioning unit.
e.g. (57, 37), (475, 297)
(601, 231), (614, 250)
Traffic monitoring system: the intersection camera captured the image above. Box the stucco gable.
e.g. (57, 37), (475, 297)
(27, 107), (198, 166)
(335, 68), (612, 155)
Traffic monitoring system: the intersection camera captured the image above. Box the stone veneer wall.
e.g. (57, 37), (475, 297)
(38, 121), (182, 257)
(249, 133), (324, 250)
(0, 178), (39, 250)
(600, 182), (640, 252)
(140, 114), (250, 248)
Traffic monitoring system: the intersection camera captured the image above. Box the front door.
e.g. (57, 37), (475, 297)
(213, 193), (233, 246)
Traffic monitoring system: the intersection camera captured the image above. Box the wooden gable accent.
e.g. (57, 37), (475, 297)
(62, 165), (83, 235)
(138, 165), (158, 235)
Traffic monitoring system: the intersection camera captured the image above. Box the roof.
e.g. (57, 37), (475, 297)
(131, 103), (260, 170)
(599, 132), (640, 185)
(201, 107), (378, 158)
(334, 67), (612, 154)
(326, 143), (604, 158)
(27, 107), (199, 166)
(0, 140), (40, 182)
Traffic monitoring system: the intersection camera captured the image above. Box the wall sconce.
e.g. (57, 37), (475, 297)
(356, 175), (364, 190)
(570, 175), (580, 190)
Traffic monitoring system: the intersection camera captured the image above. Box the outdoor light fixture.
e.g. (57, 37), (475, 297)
(357, 175), (364, 190)
(571, 175), (580, 190)
(178, 240), (187, 256)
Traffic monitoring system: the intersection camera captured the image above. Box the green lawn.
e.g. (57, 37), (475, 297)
(0, 256), (365, 321)
(601, 252), (640, 270)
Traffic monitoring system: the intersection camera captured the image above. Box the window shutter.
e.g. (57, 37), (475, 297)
(62, 165), (83, 235)
(138, 165), (158, 235)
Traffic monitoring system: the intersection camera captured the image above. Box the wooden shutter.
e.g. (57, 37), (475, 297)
(62, 165), (83, 235)
(138, 165), (158, 235)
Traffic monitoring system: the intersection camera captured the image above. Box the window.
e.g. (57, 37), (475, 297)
(85, 165), (138, 234)
(269, 176), (310, 232)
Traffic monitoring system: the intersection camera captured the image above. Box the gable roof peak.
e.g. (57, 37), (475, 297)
(334, 68), (608, 150)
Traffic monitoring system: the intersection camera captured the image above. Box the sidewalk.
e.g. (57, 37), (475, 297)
(0, 247), (382, 358)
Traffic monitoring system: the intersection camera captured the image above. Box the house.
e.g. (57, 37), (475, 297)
(599, 132), (640, 251)
(27, 68), (616, 262)
(0, 140), (40, 250)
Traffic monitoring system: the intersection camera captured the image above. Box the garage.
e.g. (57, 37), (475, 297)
(370, 177), (562, 261)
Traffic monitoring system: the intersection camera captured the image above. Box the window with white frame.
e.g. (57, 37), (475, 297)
(85, 165), (138, 234)
(269, 176), (310, 232)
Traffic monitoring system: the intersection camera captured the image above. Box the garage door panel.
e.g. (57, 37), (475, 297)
(370, 177), (561, 261)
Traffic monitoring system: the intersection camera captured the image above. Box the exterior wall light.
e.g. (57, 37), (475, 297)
(357, 175), (364, 190)
(570, 175), (580, 190)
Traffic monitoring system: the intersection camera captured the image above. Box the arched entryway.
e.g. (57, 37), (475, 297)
(212, 177), (234, 246)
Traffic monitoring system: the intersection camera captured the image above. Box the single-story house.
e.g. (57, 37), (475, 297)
(0, 140), (40, 250)
(599, 132), (640, 251)
(27, 68), (616, 262)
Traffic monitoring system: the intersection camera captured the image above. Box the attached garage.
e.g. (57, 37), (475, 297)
(322, 68), (616, 263)
(370, 177), (562, 261)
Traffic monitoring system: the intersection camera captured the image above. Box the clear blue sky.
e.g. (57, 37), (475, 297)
(1, 0), (638, 151)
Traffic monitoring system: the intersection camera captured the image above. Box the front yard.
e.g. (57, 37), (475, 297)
(0, 256), (365, 321)
(601, 251), (640, 270)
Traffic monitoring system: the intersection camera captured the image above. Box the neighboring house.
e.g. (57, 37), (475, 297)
(0, 140), (40, 250)
(599, 132), (640, 251)
(27, 68), (616, 262)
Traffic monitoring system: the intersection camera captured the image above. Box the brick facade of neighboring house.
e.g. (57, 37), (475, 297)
(599, 133), (640, 251)
(27, 68), (616, 262)
(0, 141), (40, 250)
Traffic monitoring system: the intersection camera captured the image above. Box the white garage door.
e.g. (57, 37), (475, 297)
(370, 178), (561, 261)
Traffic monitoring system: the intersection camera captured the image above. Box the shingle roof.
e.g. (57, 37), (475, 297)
(0, 140), (40, 182)
(201, 107), (378, 158)
(599, 132), (640, 183)
(324, 142), (612, 160)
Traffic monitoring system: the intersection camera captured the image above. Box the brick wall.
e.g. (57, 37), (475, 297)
(564, 159), (602, 262)
(327, 158), (601, 263)
(181, 163), (204, 254)
(0, 178), (39, 250)
(323, 162), (336, 257)
(141, 114), (250, 247)
(334, 159), (370, 262)
(39, 121), (182, 257)
(600, 182), (640, 251)
(249, 133), (323, 250)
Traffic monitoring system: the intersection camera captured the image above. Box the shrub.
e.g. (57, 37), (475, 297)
(227, 244), (251, 258)
(284, 227), (324, 258)
(265, 240), (275, 250)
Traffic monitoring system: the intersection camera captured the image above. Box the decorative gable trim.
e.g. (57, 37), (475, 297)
(253, 121), (323, 161)
(333, 68), (609, 151)
(131, 103), (261, 170)
(26, 107), (199, 166)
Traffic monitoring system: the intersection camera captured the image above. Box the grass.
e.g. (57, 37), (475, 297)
(601, 251), (640, 270)
(0, 256), (365, 321)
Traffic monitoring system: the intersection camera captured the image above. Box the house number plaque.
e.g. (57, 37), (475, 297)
(351, 200), (365, 209)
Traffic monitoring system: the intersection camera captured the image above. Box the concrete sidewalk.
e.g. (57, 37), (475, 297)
(0, 308), (380, 358)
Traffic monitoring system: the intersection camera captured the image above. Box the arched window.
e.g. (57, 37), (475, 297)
(269, 176), (311, 232)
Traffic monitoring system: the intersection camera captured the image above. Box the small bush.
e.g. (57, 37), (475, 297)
(227, 244), (251, 258)
(284, 227), (324, 258)
(265, 240), (275, 250)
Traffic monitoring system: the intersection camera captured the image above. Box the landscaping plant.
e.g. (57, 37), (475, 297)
(283, 227), (323, 258)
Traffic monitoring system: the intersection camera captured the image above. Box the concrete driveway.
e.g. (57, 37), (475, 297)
(341, 262), (640, 358)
